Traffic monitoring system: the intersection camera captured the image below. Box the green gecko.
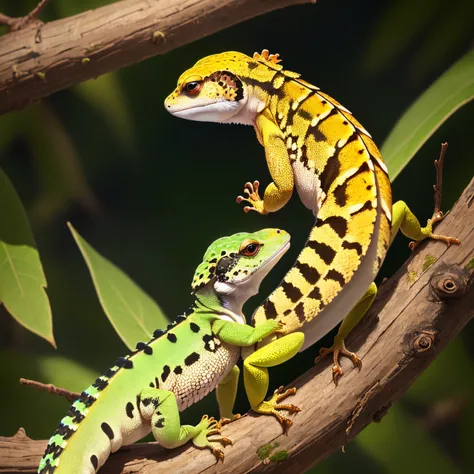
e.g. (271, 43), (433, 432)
(165, 49), (460, 382)
(38, 229), (304, 473)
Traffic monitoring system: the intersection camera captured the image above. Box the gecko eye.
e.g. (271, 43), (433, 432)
(184, 81), (203, 95)
(240, 241), (261, 257)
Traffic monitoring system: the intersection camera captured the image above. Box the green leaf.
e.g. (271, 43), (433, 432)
(0, 168), (55, 346)
(381, 51), (474, 180)
(68, 223), (168, 350)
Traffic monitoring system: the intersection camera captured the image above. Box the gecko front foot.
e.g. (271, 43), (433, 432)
(192, 415), (232, 462)
(314, 336), (362, 386)
(409, 211), (461, 251)
(253, 386), (300, 433)
(236, 181), (267, 215)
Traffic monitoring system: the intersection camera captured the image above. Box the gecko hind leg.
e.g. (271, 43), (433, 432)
(315, 283), (377, 385)
(391, 201), (460, 250)
(139, 388), (231, 462)
(392, 143), (460, 250)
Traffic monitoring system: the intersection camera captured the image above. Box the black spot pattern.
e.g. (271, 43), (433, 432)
(104, 368), (116, 379)
(126, 402), (134, 419)
(90, 455), (98, 470)
(174, 365), (183, 374)
(38, 459), (55, 474)
(44, 442), (63, 459)
(66, 406), (85, 424)
(190, 322), (200, 333)
(325, 269), (346, 286)
(142, 397), (160, 408)
(101, 422), (114, 440)
(281, 280), (303, 303)
(202, 334), (220, 353)
(263, 300), (278, 319)
(342, 241), (363, 255)
(136, 341), (153, 355)
(294, 301), (306, 323)
(167, 333), (177, 343)
(56, 423), (75, 440)
(91, 377), (108, 391)
(77, 393), (96, 408)
(161, 365), (170, 383)
(155, 417), (165, 429)
(307, 240), (336, 265)
(115, 356), (133, 369)
(185, 352), (200, 366)
(308, 286), (322, 301)
(316, 215), (348, 238)
(295, 261), (320, 284)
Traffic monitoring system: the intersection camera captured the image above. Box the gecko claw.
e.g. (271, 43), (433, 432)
(252, 386), (300, 432)
(315, 339), (362, 386)
(218, 414), (241, 426)
(211, 447), (225, 462)
(192, 415), (232, 460)
(409, 212), (461, 251)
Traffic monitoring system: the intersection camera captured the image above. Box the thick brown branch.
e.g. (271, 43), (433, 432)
(1, 178), (473, 473)
(0, 0), (315, 115)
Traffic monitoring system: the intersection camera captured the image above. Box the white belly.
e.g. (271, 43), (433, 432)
(292, 160), (323, 217)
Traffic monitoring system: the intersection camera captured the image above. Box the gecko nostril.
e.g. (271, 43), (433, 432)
(277, 230), (281, 234)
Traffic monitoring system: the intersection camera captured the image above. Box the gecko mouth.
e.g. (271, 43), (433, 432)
(166, 100), (241, 120)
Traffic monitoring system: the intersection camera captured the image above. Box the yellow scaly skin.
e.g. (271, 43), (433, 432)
(165, 50), (459, 382)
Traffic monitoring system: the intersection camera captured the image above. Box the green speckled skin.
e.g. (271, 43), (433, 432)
(38, 229), (292, 473)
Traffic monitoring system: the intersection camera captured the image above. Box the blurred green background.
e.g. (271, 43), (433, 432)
(1, 0), (473, 472)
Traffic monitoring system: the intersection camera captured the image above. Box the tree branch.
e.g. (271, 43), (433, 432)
(0, 0), (315, 116)
(1, 178), (473, 473)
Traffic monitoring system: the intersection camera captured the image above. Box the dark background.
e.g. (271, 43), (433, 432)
(1, 0), (473, 472)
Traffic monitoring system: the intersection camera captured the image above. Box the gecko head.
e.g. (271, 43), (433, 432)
(164, 52), (255, 124)
(192, 228), (290, 301)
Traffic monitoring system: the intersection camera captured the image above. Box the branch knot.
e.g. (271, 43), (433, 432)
(411, 329), (437, 354)
(429, 264), (469, 301)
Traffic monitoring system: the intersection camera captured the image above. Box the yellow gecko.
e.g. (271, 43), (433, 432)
(165, 50), (458, 382)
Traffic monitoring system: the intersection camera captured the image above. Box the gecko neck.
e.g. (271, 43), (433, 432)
(193, 287), (245, 324)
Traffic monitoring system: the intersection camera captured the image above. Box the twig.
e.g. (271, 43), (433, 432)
(408, 142), (460, 250)
(19, 378), (80, 403)
(0, 0), (50, 32)
(432, 142), (448, 221)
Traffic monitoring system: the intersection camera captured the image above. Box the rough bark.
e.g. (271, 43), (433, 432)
(0, 0), (315, 115)
(1, 178), (473, 473)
